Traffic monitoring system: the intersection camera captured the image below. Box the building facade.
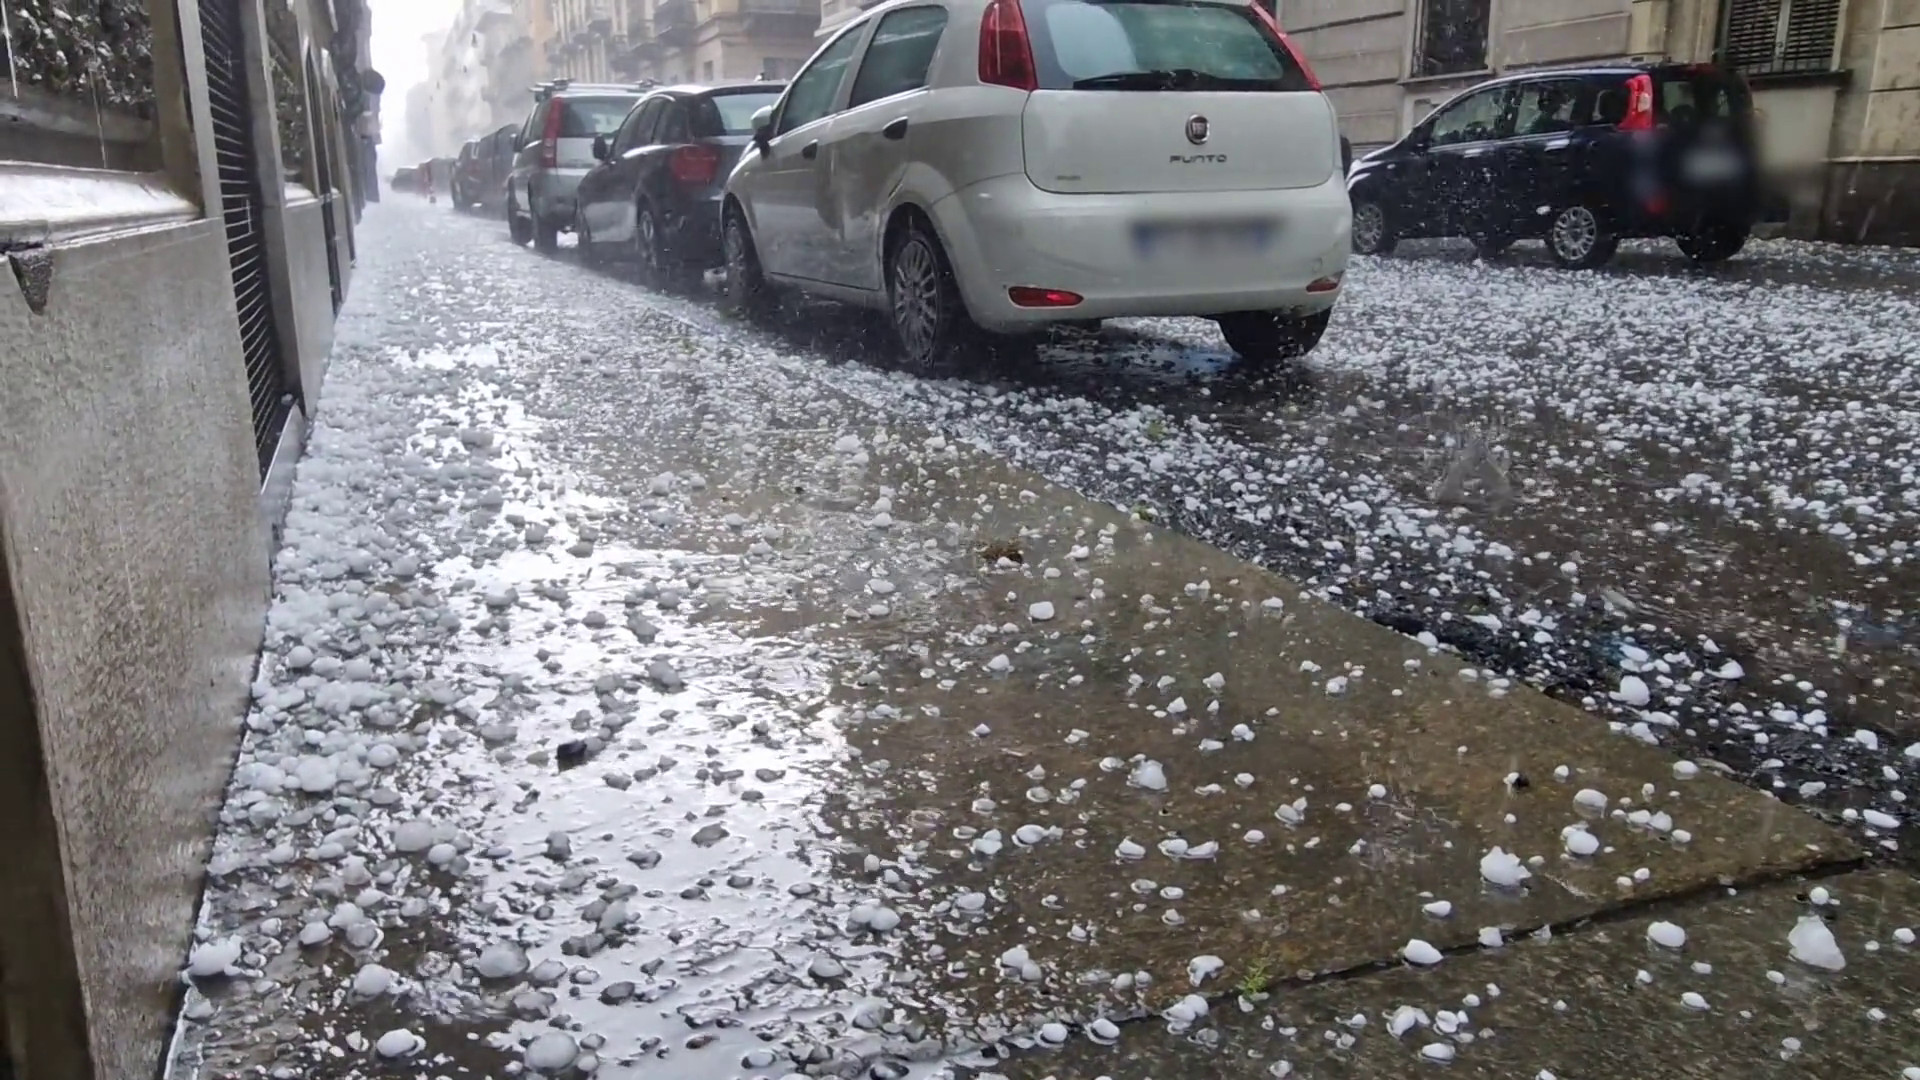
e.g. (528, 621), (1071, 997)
(620, 0), (822, 85)
(1281, 0), (1920, 246)
(425, 6), (497, 154)
(0, 1), (371, 1076)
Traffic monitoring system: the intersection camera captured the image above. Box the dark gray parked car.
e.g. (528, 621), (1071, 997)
(573, 82), (785, 284)
(506, 80), (649, 252)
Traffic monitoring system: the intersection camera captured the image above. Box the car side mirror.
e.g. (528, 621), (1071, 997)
(592, 134), (610, 161)
(750, 105), (775, 155)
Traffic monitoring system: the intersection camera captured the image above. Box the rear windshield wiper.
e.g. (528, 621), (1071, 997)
(1072, 68), (1274, 91)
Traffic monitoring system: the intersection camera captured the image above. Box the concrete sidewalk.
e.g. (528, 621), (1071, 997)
(166, 206), (1907, 1080)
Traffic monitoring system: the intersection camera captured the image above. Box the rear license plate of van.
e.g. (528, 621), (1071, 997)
(1133, 219), (1273, 258)
(1683, 147), (1746, 184)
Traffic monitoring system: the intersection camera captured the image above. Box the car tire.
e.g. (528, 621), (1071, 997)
(634, 203), (671, 288)
(508, 198), (533, 245)
(720, 205), (774, 317)
(1351, 199), (1397, 256)
(576, 212), (601, 265)
(1546, 204), (1618, 269)
(1676, 221), (1749, 264)
(1216, 308), (1333, 365)
(886, 217), (982, 371)
(534, 216), (560, 254)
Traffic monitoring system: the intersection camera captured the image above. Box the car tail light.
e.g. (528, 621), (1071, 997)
(540, 99), (564, 167)
(670, 144), (721, 186)
(1249, 3), (1321, 91)
(978, 0), (1037, 92)
(1307, 275), (1342, 293)
(1621, 74), (1655, 132)
(1008, 286), (1082, 308)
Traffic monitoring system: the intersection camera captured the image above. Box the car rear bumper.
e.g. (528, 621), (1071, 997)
(930, 174), (1352, 332)
(529, 168), (592, 223)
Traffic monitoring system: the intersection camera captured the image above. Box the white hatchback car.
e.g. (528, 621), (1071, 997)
(719, 0), (1351, 368)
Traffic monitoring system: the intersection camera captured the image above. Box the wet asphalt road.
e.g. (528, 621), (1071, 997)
(489, 203), (1920, 835)
(166, 200), (1917, 1080)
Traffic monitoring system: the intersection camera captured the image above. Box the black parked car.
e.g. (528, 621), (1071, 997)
(572, 81), (785, 284)
(1347, 63), (1760, 269)
(481, 123), (520, 211)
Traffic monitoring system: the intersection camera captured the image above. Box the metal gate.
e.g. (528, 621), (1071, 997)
(201, 0), (293, 476)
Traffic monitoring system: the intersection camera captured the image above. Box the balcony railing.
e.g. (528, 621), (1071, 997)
(656, 0), (696, 45)
(740, 0), (821, 13)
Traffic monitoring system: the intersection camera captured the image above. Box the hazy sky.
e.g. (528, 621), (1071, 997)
(370, 0), (462, 163)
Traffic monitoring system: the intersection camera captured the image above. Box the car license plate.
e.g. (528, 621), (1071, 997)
(1133, 220), (1273, 258)
(1683, 148), (1746, 183)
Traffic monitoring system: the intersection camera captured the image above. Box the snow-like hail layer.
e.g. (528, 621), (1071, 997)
(167, 205), (1918, 1080)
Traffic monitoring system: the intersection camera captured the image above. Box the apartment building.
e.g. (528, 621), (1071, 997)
(625, 0), (822, 84)
(1281, 0), (1920, 246)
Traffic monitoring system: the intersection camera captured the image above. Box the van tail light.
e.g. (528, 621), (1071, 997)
(978, 0), (1038, 91)
(1248, 3), (1321, 91)
(540, 99), (564, 167)
(1621, 74), (1655, 131)
(670, 144), (721, 186)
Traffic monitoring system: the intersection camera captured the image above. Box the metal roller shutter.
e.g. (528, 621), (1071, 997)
(201, 0), (294, 476)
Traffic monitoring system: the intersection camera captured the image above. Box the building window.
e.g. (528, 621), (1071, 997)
(761, 56), (799, 79)
(1720, 0), (1841, 77)
(1412, 0), (1491, 79)
(703, 60), (716, 81)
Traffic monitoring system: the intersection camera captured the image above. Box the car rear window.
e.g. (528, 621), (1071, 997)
(694, 89), (785, 136)
(1021, 0), (1313, 92)
(560, 97), (640, 137)
(1655, 72), (1750, 124)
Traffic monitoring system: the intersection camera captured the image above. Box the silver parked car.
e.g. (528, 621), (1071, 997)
(506, 80), (649, 252)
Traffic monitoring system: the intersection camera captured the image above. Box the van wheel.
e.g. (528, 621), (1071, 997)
(1351, 199), (1397, 256)
(534, 217), (559, 254)
(1547, 204), (1618, 269)
(508, 199), (533, 245)
(720, 207), (774, 317)
(576, 212), (602, 265)
(1676, 221), (1749, 264)
(1216, 308), (1333, 365)
(887, 218), (979, 371)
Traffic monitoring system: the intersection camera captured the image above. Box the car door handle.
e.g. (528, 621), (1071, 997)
(801, 141), (819, 160)
(882, 117), (909, 141)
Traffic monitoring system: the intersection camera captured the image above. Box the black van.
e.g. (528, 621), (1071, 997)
(1347, 63), (1759, 268)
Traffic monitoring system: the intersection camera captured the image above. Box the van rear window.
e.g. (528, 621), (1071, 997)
(1655, 73), (1750, 123)
(1020, 0), (1314, 92)
(560, 97), (640, 137)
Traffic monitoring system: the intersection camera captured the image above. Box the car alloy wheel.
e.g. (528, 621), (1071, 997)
(635, 206), (662, 285)
(1551, 206), (1599, 263)
(889, 234), (943, 366)
(1352, 201), (1386, 254)
(720, 210), (770, 316)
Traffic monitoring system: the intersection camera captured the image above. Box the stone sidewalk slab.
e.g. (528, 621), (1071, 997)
(979, 869), (1920, 1079)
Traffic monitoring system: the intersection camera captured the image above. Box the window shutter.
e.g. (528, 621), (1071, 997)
(1721, 0), (1840, 76)
(1780, 0), (1841, 71)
